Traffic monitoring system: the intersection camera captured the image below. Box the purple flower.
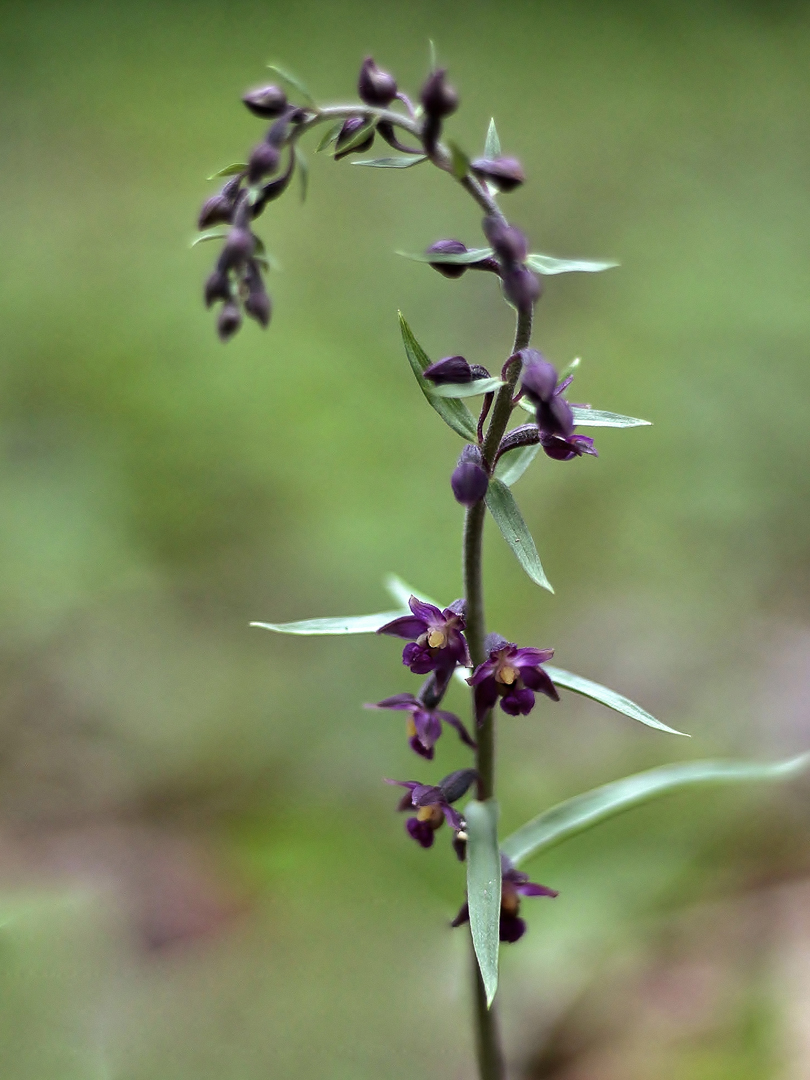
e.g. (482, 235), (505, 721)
(468, 633), (559, 723)
(365, 692), (475, 760)
(452, 854), (558, 942)
(539, 431), (598, 461)
(378, 596), (470, 676)
(386, 768), (477, 849)
(519, 351), (574, 439)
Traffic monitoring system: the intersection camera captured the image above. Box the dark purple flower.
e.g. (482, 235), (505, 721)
(423, 354), (473, 384)
(452, 854), (557, 942)
(482, 217), (528, 265)
(420, 69), (458, 119)
(365, 692), (475, 759)
(519, 351), (575, 439)
(386, 768), (477, 849)
(451, 445), (489, 507)
(242, 85), (288, 118)
(426, 239), (469, 279)
(335, 117), (375, 160)
(358, 56), (398, 107)
(502, 265), (542, 309)
(243, 260), (271, 327)
(217, 301), (242, 342)
(247, 141), (281, 184)
(378, 596), (469, 676)
(540, 432), (598, 461)
(468, 633), (559, 723)
(470, 156), (525, 193)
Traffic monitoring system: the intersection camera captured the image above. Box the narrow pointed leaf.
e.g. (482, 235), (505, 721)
(383, 574), (441, 610)
(206, 163), (246, 180)
(526, 253), (619, 275)
(294, 146), (309, 202)
(465, 799), (501, 1008)
(316, 121), (343, 152)
(353, 155), (428, 168)
(398, 313), (478, 441)
(250, 610), (406, 636)
(428, 378), (504, 399)
(191, 228), (228, 247)
(493, 443), (540, 487)
(558, 357), (581, 381)
(518, 399), (651, 428)
(484, 118), (501, 159)
(545, 665), (687, 736)
(502, 754), (810, 868)
(428, 38), (438, 72)
(397, 247), (492, 265)
(448, 140), (470, 179)
(485, 479), (553, 592)
(266, 63), (315, 105)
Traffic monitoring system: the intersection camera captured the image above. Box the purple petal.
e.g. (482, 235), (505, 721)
(499, 914), (526, 943)
(517, 882), (559, 898)
(512, 647), (554, 667)
(445, 599), (467, 618)
(423, 355), (473, 385)
(483, 632), (511, 656)
(500, 686), (536, 716)
(413, 708), (442, 749)
(403, 642), (437, 674)
(410, 784), (444, 807)
(406, 818), (435, 848)
(554, 374), (575, 395)
(409, 734), (434, 760)
(450, 902), (470, 928)
(468, 660), (497, 687)
(377, 615), (427, 639)
(369, 693), (419, 711)
(521, 357), (557, 403)
(441, 804), (464, 831)
(437, 711), (477, 749)
(384, 778), (420, 792)
(408, 596), (443, 623)
(520, 665), (560, 701)
(474, 678), (499, 725)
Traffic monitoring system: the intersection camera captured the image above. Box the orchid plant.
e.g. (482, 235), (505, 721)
(194, 50), (808, 1080)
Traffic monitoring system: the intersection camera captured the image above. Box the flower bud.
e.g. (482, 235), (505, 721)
(247, 141), (280, 183)
(470, 156), (525, 193)
(243, 262), (271, 327)
(334, 117), (375, 160)
(439, 768), (478, 803)
(502, 266), (542, 310)
(358, 57), (398, 107)
(217, 301), (242, 342)
(426, 239), (468, 279)
(482, 217), (528, 265)
(242, 85), (288, 118)
(204, 269), (231, 308)
(451, 445), (489, 506)
(420, 69), (459, 119)
(219, 226), (254, 269)
(423, 355), (473, 385)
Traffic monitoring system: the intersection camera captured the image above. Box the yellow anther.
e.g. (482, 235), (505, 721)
(426, 628), (447, 649)
(416, 805), (443, 826)
(496, 664), (519, 685)
(406, 717), (417, 738)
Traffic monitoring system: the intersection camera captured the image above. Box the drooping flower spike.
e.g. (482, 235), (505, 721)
(468, 633), (559, 724)
(365, 692), (476, 760)
(452, 854), (558, 943)
(386, 768), (477, 850)
(378, 596), (470, 676)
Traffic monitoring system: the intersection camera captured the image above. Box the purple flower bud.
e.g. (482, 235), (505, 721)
(482, 217), (528, 265)
(423, 355), (473, 385)
(243, 262), (271, 327)
(520, 352), (575, 439)
(420, 68), (459, 119)
(198, 194), (232, 229)
(451, 445), (489, 507)
(203, 269), (231, 309)
(470, 156), (525, 193)
(439, 768), (477, 804)
(242, 85), (288, 118)
(358, 56), (398, 107)
(540, 433), (598, 461)
(502, 266), (542, 310)
(426, 239), (469, 279)
(335, 117), (375, 160)
(219, 226), (255, 270)
(247, 142), (280, 183)
(217, 301), (242, 342)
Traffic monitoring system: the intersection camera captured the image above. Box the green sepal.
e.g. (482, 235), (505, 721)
(545, 665), (687, 736)
(502, 754), (810, 868)
(398, 313), (478, 441)
(484, 478), (553, 592)
(465, 799), (501, 1008)
(484, 118), (501, 158)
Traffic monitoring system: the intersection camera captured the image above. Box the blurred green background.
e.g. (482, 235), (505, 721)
(1, 0), (810, 1076)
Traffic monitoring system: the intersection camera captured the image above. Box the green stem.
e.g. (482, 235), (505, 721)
(472, 949), (505, 1080)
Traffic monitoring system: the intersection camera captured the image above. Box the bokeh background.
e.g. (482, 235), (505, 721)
(1, 0), (810, 1076)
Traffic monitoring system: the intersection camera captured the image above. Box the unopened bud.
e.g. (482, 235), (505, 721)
(426, 239), (469, 279)
(502, 266), (542, 310)
(358, 57), (398, 107)
(420, 68), (459, 119)
(470, 156), (525, 193)
(451, 446), (489, 506)
(217, 301), (242, 342)
(439, 768), (478, 803)
(243, 262), (271, 327)
(423, 355), (473, 385)
(334, 117), (375, 160)
(247, 141), (280, 183)
(220, 226), (255, 269)
(242, 85), (288, 118)
(204, 269), (231, 308)
(483, 217), (528, 265)
(198, 194), (232, 229)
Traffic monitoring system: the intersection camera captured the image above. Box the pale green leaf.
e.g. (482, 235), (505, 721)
(484, 478), (553, 592)
(546, 665), (687, 736)
(352, 155), (428, 168)
(383, 574), (442, 610)
(206, 163), (246, 180)
(266, 63), (315, 105)
(428, 377), (503, 399)
(397, 247), (492, 265)
(518, 399), (651, 428)
(315, 121), (343, 152)
(526, 253), (619, 275)
(448, 140), (470, 179)
(191, 228), (228, 247)
(484, 118), (501, 159)
(465, 799), (501, 1008)
(250, 611), (406, 635)
(428, 38), (437, 72)
(502, 754), (810, 867)
(294, 146), (308, 202)
(398, 313), (478, 441)
(493, 444), (540, 487)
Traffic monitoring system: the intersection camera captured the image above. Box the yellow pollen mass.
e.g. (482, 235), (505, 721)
(426, 628), (447, 649)
(496, 664), (519, 685)
(406, 717), (417, 738)
(416, 805), (443, 826)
